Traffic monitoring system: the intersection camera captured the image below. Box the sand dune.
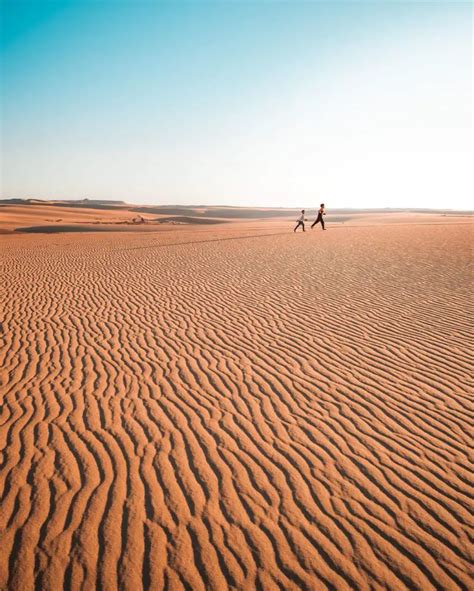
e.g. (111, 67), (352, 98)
(2, 201), (471, 234)
(0, 219), (472, 590)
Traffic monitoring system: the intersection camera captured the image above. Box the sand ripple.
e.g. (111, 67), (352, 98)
(0, 223), (472, 590)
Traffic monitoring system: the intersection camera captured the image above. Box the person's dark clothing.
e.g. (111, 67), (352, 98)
(311, 213), (325, 230)
(294, 221), (305, 232)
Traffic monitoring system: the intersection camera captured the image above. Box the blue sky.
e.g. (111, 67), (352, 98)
(1, 0), (472, 208)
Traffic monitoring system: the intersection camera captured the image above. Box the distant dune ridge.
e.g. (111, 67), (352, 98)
(0, 211), (472, 590)
(0, 200), (472, 235)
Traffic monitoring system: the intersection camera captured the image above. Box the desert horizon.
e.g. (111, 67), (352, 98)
(1, 199), (472, 235)
(2, 0), (472, 588)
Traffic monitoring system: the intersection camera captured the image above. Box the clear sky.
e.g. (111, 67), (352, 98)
(1, 0), (472, 208)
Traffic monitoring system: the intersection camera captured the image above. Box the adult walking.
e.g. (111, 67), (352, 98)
(294, 210), (306, 232)
(311, 204), (326, 230)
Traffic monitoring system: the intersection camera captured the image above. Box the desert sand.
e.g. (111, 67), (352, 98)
(0, 210), (472, 590)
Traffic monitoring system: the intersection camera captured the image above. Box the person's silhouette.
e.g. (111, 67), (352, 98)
(294, 210), (306, 232)
(311, 204), (326, 230)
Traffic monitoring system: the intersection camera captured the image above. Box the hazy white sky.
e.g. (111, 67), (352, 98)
(1, 1), (473, 208)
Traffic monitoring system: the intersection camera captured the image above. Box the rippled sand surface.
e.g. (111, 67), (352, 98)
(1, 220), (472, 590)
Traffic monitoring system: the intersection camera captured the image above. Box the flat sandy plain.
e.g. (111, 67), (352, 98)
(0, 205), (473, 590)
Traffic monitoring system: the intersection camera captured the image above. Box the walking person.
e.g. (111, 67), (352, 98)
(294, 210), (306, 232)
(311, 203), (326, 230)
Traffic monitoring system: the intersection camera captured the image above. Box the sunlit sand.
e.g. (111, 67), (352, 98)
(0, 206), (472, 589)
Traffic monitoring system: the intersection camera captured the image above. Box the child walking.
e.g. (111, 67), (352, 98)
(294, 210), (306, 232)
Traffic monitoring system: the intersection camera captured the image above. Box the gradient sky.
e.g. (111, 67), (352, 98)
(1, 0), (472, 208)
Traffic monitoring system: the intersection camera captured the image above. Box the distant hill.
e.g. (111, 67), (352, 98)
(0, 199), (471, 217)
(131, 206), (299, 218)
(0, 198), (128, 209)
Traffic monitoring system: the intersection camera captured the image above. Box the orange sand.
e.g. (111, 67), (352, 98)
(0, 215), (472, 590)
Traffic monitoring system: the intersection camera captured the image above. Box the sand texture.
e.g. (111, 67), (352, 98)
(0, 218), (472, 590)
